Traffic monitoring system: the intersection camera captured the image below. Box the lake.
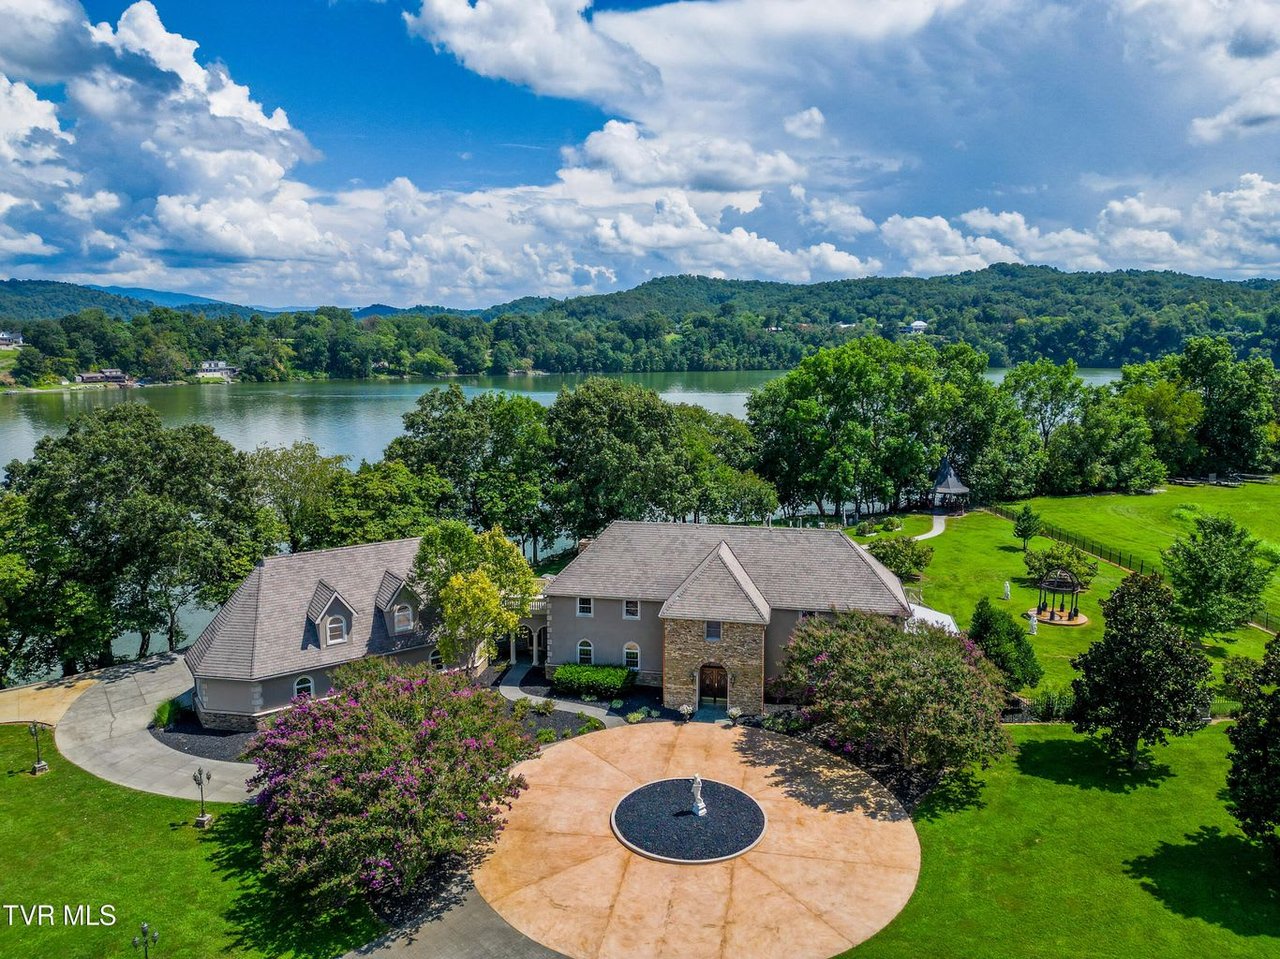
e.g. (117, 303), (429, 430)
(0, 367), (1121, 467)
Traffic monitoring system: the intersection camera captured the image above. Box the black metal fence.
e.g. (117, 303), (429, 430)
(984, 504), (1279, 635)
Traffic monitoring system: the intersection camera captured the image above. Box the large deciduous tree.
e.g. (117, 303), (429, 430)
(1163, 513), (1278, 641)
(313, 460), (454, 549)
(409, 522), (540, 670)
(250, 440), (350, 553)
(783, 612), (1008, 772)
(1226, 639), (1280, 860)
(386, 386), (551, 548)
(1001, 357), (1085, 448)
(1069, 573), (1212, 767)
(5, 403), (276, 664)
(246, 658), (537, 906)
(545, 377), (684, 538)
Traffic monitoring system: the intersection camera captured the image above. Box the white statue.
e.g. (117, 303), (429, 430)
(1003, 581), (1011, 601)
(691, 774), (707, 817)
(1027, 611), (1038, 635)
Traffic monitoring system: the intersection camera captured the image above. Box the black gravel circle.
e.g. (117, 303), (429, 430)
(149, 720), (255, 762)
(612, 778), (766, 863)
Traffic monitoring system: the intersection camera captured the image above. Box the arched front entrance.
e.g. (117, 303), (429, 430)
(534, 626), (548, 667)
(699, 663), (728, 708)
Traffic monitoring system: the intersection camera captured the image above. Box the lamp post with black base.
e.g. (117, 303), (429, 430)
(28, 722), (48, 776)
(132, 921), (158, 957)
(193, 767), (213, 829)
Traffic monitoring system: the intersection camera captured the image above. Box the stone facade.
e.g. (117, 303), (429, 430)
(661, 618), (765, 715)
(194, 703), (261, 732)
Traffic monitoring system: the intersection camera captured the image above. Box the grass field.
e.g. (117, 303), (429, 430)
(847, 512), (935, 544)
(1018, 483), (1280, 617)
(854, 723), (1279, 958)
(910, 511), (1269, 691)
(0, 725), (379, 959)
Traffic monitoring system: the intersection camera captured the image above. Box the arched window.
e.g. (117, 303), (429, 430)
(294, 675), (314, 698)
(624, 642), (640, 671)
(326, 615), (347, 646)
(577, 640), (594, 665)
(429, 648), (444, 671)
(393, 604), (413, 634)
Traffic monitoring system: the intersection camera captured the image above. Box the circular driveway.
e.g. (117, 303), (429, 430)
(473, 722), (920, 959)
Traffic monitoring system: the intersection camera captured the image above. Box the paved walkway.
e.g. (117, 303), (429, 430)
(496, 662), (626, 729)
(473, 722), (920, 959)
(54, 653), (255, 803)
(916, 510), (949, 540)
(0, 674), (98, 726)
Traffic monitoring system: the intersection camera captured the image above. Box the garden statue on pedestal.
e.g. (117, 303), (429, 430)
(692, 774), (707, 817)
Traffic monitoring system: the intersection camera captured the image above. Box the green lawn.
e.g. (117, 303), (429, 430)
(1018, 483), (1280, 617)
(912, 512), (1269, 690)
(847, 512), (935, 544)
(854, 723), (1279, 958)
(0, 725), (379, 958)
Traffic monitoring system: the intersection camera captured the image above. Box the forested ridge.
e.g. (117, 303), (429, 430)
(4, 264), (1280, 385)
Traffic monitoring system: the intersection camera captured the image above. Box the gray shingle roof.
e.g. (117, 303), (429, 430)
(374, 569), (408, 610)
(660, 542), (770, 624)
(186, 537), (425, 682)
(934, 457), (969, 495)
(546, 521), (911, 618)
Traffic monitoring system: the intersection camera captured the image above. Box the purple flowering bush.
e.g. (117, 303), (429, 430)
(782, 611), (1009, 772)
(245, 658), (537, 906)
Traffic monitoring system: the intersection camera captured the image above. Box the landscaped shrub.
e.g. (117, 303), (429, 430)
(1030, 684), (1075, 721)
(512, 697), (531, 721)
(879, 516), (903, 532)
(532, 699), (555, 716)
(609, 699), (624, 710)
(867, 535), (934, 580)
(152, 698), (182, 729)
(581, 693), (598, 703)
(550, 663), (635, 699)
(245, 658), (536, 906)
(855, 520), (877, 536)
(969, 597), (1043, 690)
(536, 728), (557, 744)
(625, 711), (645, 724)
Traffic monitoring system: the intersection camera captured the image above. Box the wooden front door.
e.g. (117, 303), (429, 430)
(699, 664), (728, 707)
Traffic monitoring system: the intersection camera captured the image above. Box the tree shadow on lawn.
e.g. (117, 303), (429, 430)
(1126, 826), (1280, 937)
(200, 803), (381, 958)
(913, 769), (988, 822)
(1015, 737), (1173, 793)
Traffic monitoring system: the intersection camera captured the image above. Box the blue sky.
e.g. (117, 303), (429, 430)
(2, 1), (1280, 307)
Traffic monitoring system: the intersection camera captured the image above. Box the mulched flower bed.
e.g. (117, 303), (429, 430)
(511, 666), (680, 722)
(149, 717), (255, 762)
(612, 778), (766, 862)
(506, 699), (600, 741)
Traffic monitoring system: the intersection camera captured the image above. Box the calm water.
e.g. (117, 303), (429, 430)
(0, 367), (1121, 467)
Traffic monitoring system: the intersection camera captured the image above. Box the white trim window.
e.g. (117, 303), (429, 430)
(294, 675), (314, 697)
(577, 597), (594, 617)
(429, 648), (444, 671)
(624, 642), (640, 670)
(623, 599), (640, 620)
(393, 603), (414, 634)
(578, 640), (594, 665)
(326, 615), (347, 646)
(705, 620), (722, 642)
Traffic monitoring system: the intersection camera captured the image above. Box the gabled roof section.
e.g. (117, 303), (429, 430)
(660, 541), (770, 625)
(188, 537), (424, 682)
(375, 569), (410, 610)
(307, 579), (354, 623)
(546, 521), (912, 618)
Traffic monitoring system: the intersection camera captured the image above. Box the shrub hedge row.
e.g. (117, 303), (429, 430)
(550, 664), (635, 698)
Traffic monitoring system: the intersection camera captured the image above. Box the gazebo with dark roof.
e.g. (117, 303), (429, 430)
(932, 456), (969, 512)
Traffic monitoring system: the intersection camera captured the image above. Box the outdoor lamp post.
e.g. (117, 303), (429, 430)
(193, 767), (213, 829)
(28, 721), (48, 776)
(131, 921), (158, 957)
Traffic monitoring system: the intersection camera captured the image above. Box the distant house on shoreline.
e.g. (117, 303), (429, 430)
(196, 359), (238, 381)
(75, 368), (131, 385)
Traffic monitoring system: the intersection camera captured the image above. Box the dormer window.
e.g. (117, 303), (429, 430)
(393, 604), (414, 634)
(326, 615), (347, 646)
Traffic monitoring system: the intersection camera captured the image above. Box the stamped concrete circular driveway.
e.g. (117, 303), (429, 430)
(473, 722), (920, 959)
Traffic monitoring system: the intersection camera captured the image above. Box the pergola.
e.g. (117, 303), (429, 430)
(932, 456), (970, 512)
(1037, 567), (1083, 623)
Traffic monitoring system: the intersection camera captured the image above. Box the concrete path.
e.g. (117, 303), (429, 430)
(916, 510), (949, 540)
(0, 675), (98, 726)
(496, 662), (626, 729)
(55, 652), (255, 803)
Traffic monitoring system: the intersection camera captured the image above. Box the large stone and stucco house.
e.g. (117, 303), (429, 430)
(539, 521), (911, 713)
(187, 520), (912, 729)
